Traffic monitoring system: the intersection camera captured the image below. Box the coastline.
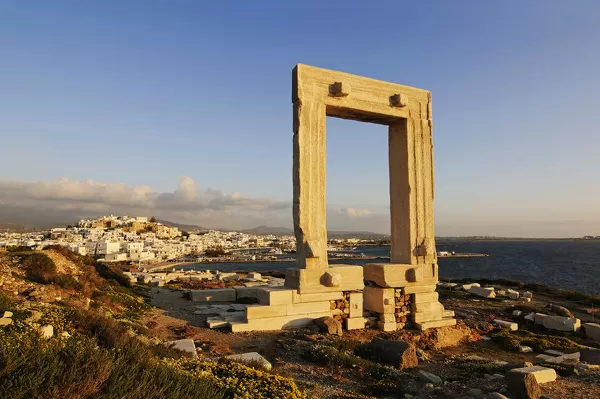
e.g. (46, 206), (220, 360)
(144, 253), (489, 272)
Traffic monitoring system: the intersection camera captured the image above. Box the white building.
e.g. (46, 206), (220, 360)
(126, 242), (144, 260)
(96, 240), (121, 256)
(105, 253), (128, 262)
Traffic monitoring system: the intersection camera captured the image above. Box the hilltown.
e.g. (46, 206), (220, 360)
(0, 215), (372, 264)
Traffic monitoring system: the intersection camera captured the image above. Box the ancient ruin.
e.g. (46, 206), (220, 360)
(195, 64), (455, 332)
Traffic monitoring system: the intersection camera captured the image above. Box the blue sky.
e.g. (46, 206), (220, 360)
(1, 1), (599, 236)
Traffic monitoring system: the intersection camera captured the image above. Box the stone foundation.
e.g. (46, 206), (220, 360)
(203, 285), (368, 333)
(363, 263), (455, 331)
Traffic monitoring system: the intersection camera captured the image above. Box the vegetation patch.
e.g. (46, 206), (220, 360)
(304, 343), (418, 397)
(0, 291), (17, 311)
(443, 278), (600, 304)
(491, 329), (584, 352)
(0, 246), (307, 399)
(38, 304), (76, 334)
(0, 334), (224, 399)
(22, 253), (58, 283)
(165, 358), (304, 399)
(93, 262), (132, 288)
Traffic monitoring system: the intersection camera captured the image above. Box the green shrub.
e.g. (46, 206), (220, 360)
(0, 334), (224, 399)
(491, 329), (584, 352)
(94, 262), (131, 288)
(305, 343), (371, 369)
(0, 335), (113, 399)
(52, 274), (82, 289)
(0, 291), (17, 311)
(22, 252), (85, 290)
(73, 309), (130, 349)
(167, 358), (303, 399)
(305, 343), (408, 381)
(444, 278), (600, 303)
(6, 246), (32, 252)
(22, 253), (57, 283)
(38, 305), (76, 335)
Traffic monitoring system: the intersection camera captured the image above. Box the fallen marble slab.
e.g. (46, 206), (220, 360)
(469, 286), (496, 299)
(542, 316), (581, 332)
(166, 339), (198, 358)
(226, 352), (272, 370)
(508, 365), (557, 384)
(493, 319), (518, 331)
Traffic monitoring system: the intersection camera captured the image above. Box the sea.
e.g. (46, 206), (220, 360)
(181, 240), (600, 295)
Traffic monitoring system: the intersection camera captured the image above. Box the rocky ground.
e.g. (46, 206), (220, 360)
(145, 283), (600, 399)
(1, 247), (599, 399)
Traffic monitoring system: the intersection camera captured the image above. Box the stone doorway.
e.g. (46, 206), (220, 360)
(285, 64), (453, 330)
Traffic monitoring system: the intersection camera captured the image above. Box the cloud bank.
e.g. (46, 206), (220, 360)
(2, 177), (594, 237)
(0, 177), (388, 232)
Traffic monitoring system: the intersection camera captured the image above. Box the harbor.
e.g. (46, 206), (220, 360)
(144, 246), (490, 274)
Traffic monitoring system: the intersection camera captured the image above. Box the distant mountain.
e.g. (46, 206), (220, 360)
(328, 230), (389, 239)
(241, 225), (388, 239)
(241, 225), (293, 235)
(156, 220), (206, 232)
(0, 205), (80, 232)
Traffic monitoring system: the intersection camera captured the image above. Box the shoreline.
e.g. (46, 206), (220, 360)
(143, 253), (489, 272)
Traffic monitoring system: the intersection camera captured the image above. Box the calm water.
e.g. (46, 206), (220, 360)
(182, 240), (600, 295)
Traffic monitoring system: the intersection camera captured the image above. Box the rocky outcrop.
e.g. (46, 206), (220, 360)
(506, 371), (541, 399)
(313, 316), (342, 336)
(357, 338), (418, 370)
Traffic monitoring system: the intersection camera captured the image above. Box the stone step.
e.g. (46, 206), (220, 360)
(346, 317), (367, 330)
(291, 290), (344, 304)
(234, 287), (294, 305)
(190, 288), (236, 302)
(245, 301), (331, 320)
(415, 318), (457, 331)
(229, 311), (331, 332)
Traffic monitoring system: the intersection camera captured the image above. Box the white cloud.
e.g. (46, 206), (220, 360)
(0, 177), (292, 229)
(0, 177), (393, 232)
(340, 207), (372, 217)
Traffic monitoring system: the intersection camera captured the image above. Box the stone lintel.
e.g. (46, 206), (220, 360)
(284, 265), (364, 294)
(364, 263), (438, 287)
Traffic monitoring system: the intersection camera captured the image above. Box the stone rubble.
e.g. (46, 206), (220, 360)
(469, 286), (496, 299)
(39, 324), (53, 339)
(417, 370), (442, 385)
(584, 322), (600, 342)
(493, 319), (518, 331)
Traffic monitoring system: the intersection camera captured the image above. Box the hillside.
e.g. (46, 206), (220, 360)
(1, 247), (599, 398)
(0, 248), (302, 399)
